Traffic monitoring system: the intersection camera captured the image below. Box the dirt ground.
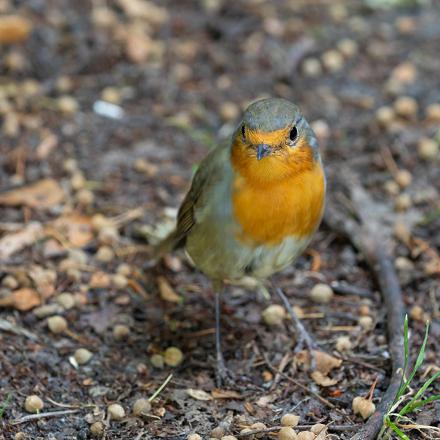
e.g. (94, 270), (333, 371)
(0, 0), (439, 439)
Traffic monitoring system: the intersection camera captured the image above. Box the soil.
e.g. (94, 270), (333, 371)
(0, 1), (439, 439)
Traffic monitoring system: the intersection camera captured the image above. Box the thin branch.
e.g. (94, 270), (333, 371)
(11, 409), (80, 425)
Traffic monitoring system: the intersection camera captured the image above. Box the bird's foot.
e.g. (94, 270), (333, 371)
(216, 353), (236, 388)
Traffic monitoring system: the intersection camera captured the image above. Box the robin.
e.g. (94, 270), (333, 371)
(155, 97), (326, 384)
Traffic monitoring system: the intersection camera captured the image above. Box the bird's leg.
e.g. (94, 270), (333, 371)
(274, 286), (317, 368)
(213, 283), (234, 387)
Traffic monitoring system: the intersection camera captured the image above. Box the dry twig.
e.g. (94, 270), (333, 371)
(324, 171), (405, 440)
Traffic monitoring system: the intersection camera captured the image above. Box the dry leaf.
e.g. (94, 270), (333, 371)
(0, 222), (43, 260)
(49, 214), (93, 248)
(186, 388), (212, 401)
(0, 15), (32, 44)
(36, 132), (58, 160)
(28, 266), (56, 299)
(311, 371), (338, 387)
(0, 288), (41, 311)
(211, 389), (242, 399)
(157, 276), (181, 303)
(296, 350), (342, 374)
(0, 179), (64, 209)
(90, 271), (111, 289)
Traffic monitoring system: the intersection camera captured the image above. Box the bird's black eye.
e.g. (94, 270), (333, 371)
(241, 125), (246, 140)
(289, 126), (298, 142)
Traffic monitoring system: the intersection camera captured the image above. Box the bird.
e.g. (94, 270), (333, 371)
(154, 97), (326, 385)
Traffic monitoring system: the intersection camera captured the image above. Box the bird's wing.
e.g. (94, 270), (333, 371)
(154, 144), (230, 257)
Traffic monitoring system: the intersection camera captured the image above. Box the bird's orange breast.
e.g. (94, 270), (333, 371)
(231, 145), (325, 246)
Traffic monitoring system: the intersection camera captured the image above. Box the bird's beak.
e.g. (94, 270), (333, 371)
(256, 144), (271, 161)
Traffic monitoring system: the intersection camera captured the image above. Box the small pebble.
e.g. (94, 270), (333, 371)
(34, 304), (63, 318)
(112, 274), (128, 289)
(220, 102), (240, 121)
(47, 315), (68, 334)
(281, 413), (300, 427)
(24, 395), (44, 413)
(358, 315), (374, 331)
(395, 169), (412, 188)
(132, 398), (151, 416)
(278, 427), (297, 440)
(90, 421), (104, 436)
(150, 354), (164, 368)
(95, 246), (114, 262)
(55, 76), (73, 93)
(297, 432), (315, 440)
(394, 96), (418, 118)
(417, 137), (439, 160)
(113, 324), (130, 341)
(335, 336), (352, 352)
(107, 403), (125, 420)
(74, 348), (93, 365)
(310, 283), (334, 304)
(164, 346), (184, 367)
(211, 427), (225, 439)
(56, 292), (75, 309)
(262, 304), (286, 326)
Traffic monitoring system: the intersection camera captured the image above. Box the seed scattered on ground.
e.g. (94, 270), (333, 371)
(112, 274), (128, 289)
(278, 427), (298, 440)
(113, 324), (130, 340)
(90, 421), (104, 436)
(150, 354), (164, 369)
(221, 436), (238, 440)
(74, 348), (93, 365)
(47, 315), (68, 334)
(107, 403), (125, 420)
(395, 169), (412, 188)
(335, 335), (352, 352)
(425, 103), (440, 122)
(211, 426), (225, 439)
(394, 193), (411, 212)
(394, 96), (418, 118)
(359, 304), (370, 316)
(250, 422), (267, 439)
(262, 304), (286, 326)
(2, 275), (18, 289)
(281, 413), (300, 427)
(297, 432), (315, 440)
(375, 106), (395, 127)
(117, 263), (131, 276)
(352, 396), (376, 419)
(70, 172), (85, 190)
(358, 315), (374, 330)
(164, 346), (184, 366)
(321, 50), (344, 72)
(24, 395), (44, 413)
(76, 189), (94, 205)
(302, 58), (322, 77)
(95, 246), (114, 262)
(91, 213), (112, 231)
(395, 256), (414, 271)
(409, 305), (424, 321)
(310, 424), (327, 435)
(310, 283), (334, 304)
(417, 137), (439, 160)
(188, 435), (202, 440)
(56, 292), (75, 309)
(132, 398), (151, 416)
(98, 226), (119, 245)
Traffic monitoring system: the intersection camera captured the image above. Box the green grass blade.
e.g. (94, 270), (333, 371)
(385, 417), (410, 440)
(399, 320), (430, 398)
(0, 393), (12, 419)
(401, 394), (440, 414)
